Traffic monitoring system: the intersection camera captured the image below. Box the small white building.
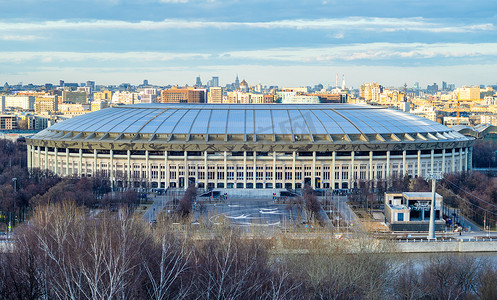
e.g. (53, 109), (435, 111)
(384, 192), (445, 231)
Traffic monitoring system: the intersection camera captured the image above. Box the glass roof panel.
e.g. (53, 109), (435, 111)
(172, 109), (200, 134)
(254, 110), (273, 135)
(208, 110), (228, 134)
(155, 110), (188, 134)
(57, 108), (123, 132)
(122, 109), (163, 133)
(227, 110), (245, 134)
(83, 108), (138, 132)
(189, 110), (212, 134)
(272, 110), (292, 135)
(48, 109), (106, 131)
(139, 109), (177, 134)
(245, 109), (255, 134)
(302, 110), (328, 134)
(99, 109), (147, 133)
(289, 110), (312, 135)
(323, 110), (360, 134)
(311, 110), (344, 134)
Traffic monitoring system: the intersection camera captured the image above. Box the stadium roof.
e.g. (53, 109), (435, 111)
(31, 103), (471, 145)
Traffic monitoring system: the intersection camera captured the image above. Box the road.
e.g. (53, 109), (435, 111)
(322, 195), (365, 233)
(143, 189), (184, 223)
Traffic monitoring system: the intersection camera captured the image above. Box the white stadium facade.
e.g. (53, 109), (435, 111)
(26, 103), (473, 190)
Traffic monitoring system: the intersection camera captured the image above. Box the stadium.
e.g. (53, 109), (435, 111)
(26, 103), (473, 191)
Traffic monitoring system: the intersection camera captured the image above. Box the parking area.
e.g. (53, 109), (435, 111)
(195, 197), (301, 228)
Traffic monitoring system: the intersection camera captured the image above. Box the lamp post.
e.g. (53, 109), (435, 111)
(427, 173), (441, 240)
(12, 178), (17, 226)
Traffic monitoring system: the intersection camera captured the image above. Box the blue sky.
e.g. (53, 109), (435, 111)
(1, 0), (497, 88)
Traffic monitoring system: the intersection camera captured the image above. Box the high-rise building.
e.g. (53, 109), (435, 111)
(457, 86), (480, 101)
(3, 95), (35, 110)
(442, 81), (447, 91)
(208, 76), (220, 88)
(143, 79), (149, 86)
(207, 87), (223, 103)
(360, 83), (382, 101)
(196, 76), (202, 87)
(0, 115), (17, 130)
(427, 83), (438, 94)
(161, 87), (206, 103)
(234, 75), (240, 90)
(94, 90), (112, 101)
(62, 90), (87, 104)
(34, 96), (58, 114)
(86, 81), (95, 92)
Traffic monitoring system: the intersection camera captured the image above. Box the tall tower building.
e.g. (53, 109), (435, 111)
(86, 81), (95, 93)
(211, 76), (219, 87)
(235, 75), (240, 90)
(195, 76), (202, 86)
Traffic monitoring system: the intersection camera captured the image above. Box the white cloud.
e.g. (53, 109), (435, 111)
(159, 0), (188, 3)
(0, 17), (493, 33)
(0, 51), (210, 63)
(0, 42), (495, 64)
(223, 43), (497, 63)
(0, 35), (43, 41)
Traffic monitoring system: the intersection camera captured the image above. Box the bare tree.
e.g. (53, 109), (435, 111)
(142, 217), (194, 300)
(194, 228), (272, 299)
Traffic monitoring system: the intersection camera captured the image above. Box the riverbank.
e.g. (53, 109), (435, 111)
(395, 238), (497, 253)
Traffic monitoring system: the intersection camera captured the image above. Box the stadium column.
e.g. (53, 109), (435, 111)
(183, 151), (187, 190)
(224, 151), (227, 188)
(467, 147), (472, 171)
(430, 149), (434, 174)
(442, 149), (446, 174)
(386, 151), (390, 185)
(204, 151), (208, 188)
(350, 151), (354, 189)
(66, 148), (69, 176)
(45, 147), (48, 170)
(54, 148), (58, 175)
(402, 150), (406, 177)
(243, 151), (247, 188)
(272, 151), (276, 188)
(417, 150), (421, 177)
(79, 149), (83, 177)
(451, 148), (455, 173)
(146, 150), (150, 190)
(93, 149), (97, 177)
(463, 147), (467, 171)
(164, 151), (169, 188)
(331, 151), (336, 189)
(27, 145), (31, 171)
(311, 151), (316, 189)
(459, 148), (463, 172)
(110, 149), (114, 190)
(127, 150), (131, 188)
(38, 146), (41, 169)
(292, 151), (296, 189)
(369, 151), (373, 182)
(253, 151), (257, 188)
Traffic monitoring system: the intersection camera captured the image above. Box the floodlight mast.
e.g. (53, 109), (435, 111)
(427, 173), (442, 240)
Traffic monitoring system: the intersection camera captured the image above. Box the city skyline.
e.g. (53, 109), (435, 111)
(1, 0), (497, 87)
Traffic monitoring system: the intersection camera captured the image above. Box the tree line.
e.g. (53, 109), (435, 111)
(0, 201), (496, 300)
